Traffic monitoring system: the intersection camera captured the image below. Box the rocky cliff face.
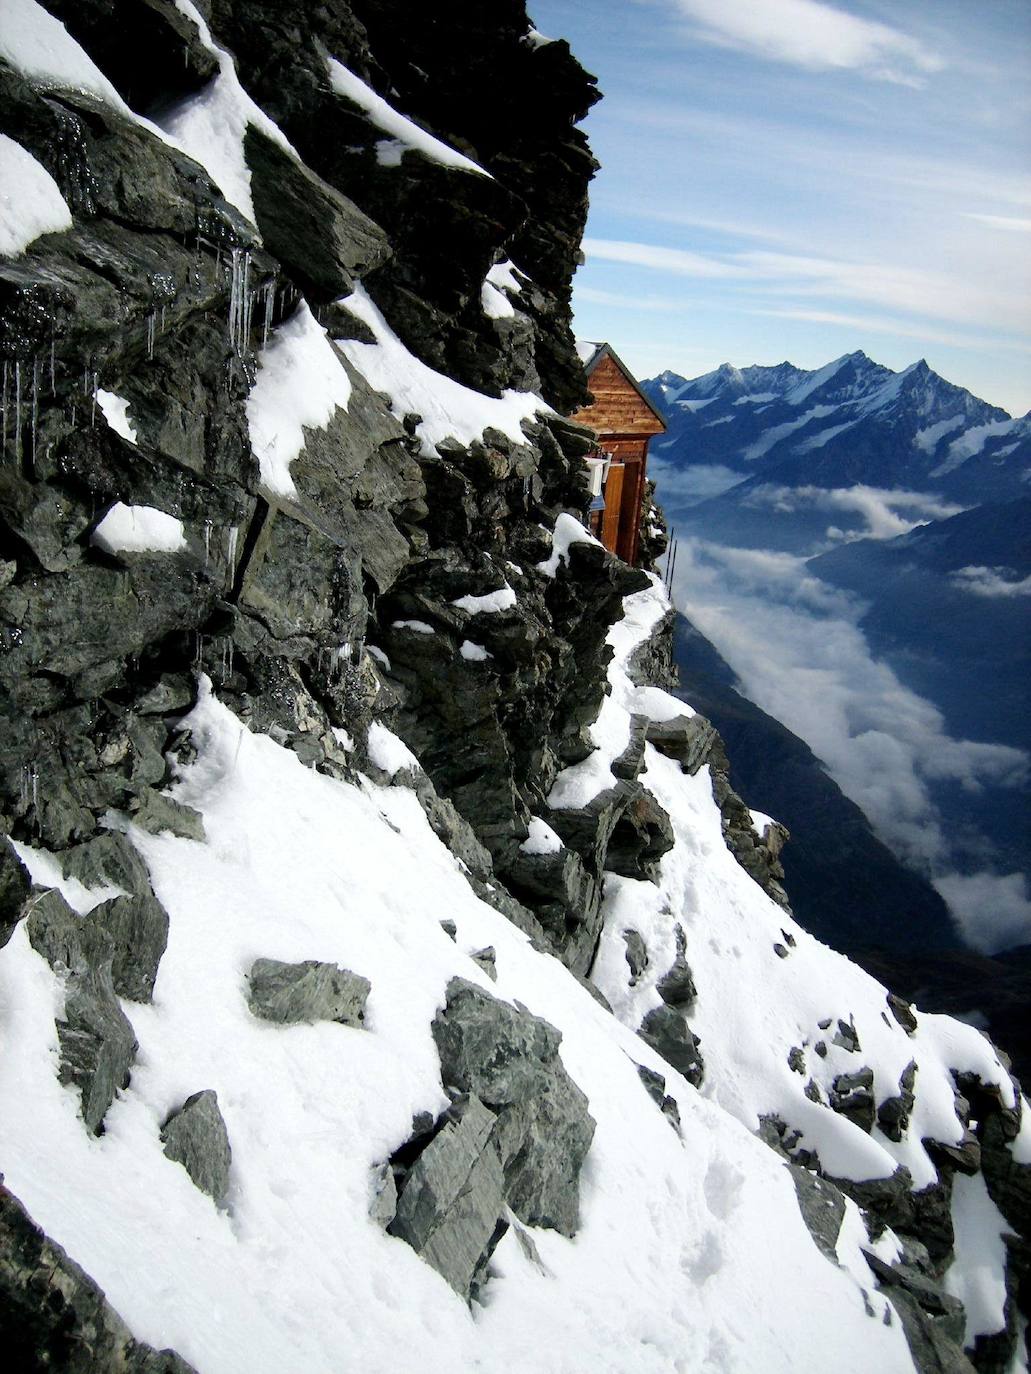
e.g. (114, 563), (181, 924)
(1, 5), (1029, 1373)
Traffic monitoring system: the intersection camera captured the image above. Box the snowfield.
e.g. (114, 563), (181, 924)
(2, 573), (1023, 1373)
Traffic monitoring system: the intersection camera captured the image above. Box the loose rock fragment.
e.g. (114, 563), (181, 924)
(160, 1090), (232, 1205)
(246, 958), (370, 1026)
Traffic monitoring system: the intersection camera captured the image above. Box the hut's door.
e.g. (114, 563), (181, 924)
(601, 462), (625, 553)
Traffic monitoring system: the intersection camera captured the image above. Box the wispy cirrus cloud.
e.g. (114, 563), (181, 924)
(582, 237), (1029, 337)
(575, 285), (685, 313)
(651, 0), (944, 85)
(962, 213), (1031, 233)
(581, 237), (742, 279)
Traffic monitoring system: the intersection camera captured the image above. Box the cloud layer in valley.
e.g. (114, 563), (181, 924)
(667, 538), (1030, 953)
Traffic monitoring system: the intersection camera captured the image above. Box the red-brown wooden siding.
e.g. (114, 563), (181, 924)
(572, 350), (665, 564)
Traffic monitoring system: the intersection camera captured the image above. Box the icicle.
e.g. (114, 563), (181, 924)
(227, 638), (234, 678)
(226, 523), (239, 572)
(161, 304), (167, 333)
(1, 360), (8, 460)
(90, 369), (98, 428)
(70, 402), (76, 430)
(14, 361), (22, 464)
(195, 632), (204, 669)
(31, 358), (40, 464)
(262, 279), (275, 345)
(147, 311), (157, 359)
(203, 520), (212, 567)
(50, 338), (56, 396)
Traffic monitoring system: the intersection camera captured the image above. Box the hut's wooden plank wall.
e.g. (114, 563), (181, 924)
(572, 347), (666, 565)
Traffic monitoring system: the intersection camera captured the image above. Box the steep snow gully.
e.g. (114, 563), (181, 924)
(0, 3), (1028, 1373)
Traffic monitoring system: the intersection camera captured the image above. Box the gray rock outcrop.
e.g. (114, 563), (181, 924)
(160, 1091), (232, 1206)
(246, 958), (371, 1027)
(378, 979), (595, 1301)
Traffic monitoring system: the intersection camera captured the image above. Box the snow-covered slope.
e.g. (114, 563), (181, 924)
(5, 575), (1026, 1373)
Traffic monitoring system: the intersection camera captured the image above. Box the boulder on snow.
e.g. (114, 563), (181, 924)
(638, 1004), (704, 1088)
(387, 1093), (507, 1300)
(246, 957), (371, 1026)
(26, 889), (138, 1134)
(432, 978), (595, 1237)
(160, 1090), (232, 1206)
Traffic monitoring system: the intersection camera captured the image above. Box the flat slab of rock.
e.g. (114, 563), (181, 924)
(246, 958), (370, 1026)
(160, 1090), (231, 1205)
(388, 1093), (506, 1300)
(432, 978), (595, 1236)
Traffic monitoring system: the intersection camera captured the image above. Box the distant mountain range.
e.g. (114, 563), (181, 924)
(643, 351), (1030, 549)
(643, 351), (1030, 962)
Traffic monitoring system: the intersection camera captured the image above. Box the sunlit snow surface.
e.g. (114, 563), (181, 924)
(246, 302), (352, 497)
(337, 285), (549, 457)
(91, 503), (187, 555)
(0, 133), (72, 257)
(96, 390), (139, 446)
(156, 0), (296, 222)
(0, 554), (1025, 1372)
(326, 57), (489, 176)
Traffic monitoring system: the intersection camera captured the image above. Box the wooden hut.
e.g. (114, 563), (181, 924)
(571, 342), (666, 565)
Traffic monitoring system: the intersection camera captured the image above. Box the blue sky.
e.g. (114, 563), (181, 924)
(530, 0), (1031, 414)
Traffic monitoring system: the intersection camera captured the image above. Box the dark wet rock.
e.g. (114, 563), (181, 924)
(889, 993), (919, 1034)
(128, 790), (206, 842)
(656, 923), (697, 1008)
(830, 1068), (876, 1133)
(432, 978), (595, 1235)
(638, 1004), (703, 1088)
(636, 1064), (681, 1132)
(470, 946), (497, 981)
(87, 892), (170, 1003)
(244, 126), (390, 304)
(789, 1165), (846, 1262)
(246, 958), (370, 1027)
(160, 1090), (232, 1206)
(878, 1061), (918, 1142)
(611, 713), (648, 781)
(59, 964), (138, 1136)
(623, 927), (648, 985)
(925, 1131), (982, 1177)
(773, 942), (790, 959)
(388, 1093), (507, 1301)
(0, 837), (31, 949)
(833, 1018), (862, 1053)
(788, 1046), (806, 1075)
(440, 920), (458, 941)
(864, 1251), (975, 1374)
(645, 713), (717, 775)
(604, 786), (675, 882)
(0, 1180), (196, 1373)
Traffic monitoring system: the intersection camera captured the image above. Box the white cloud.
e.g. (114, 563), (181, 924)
(962, 213), (1031, 234)
(582, 237), (1029, 336)
(664, 537), (1029, 950)
(648, 454), (744, 503)
(661, 0), (943, 84)
(934, 871), (1031, 954)
(582, 237), (744, 279)
(950, 565), (1031, 598)
(743, 484), (967, 541)
(575, 285), (685, 313)
(744, 307), (1031, 358)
